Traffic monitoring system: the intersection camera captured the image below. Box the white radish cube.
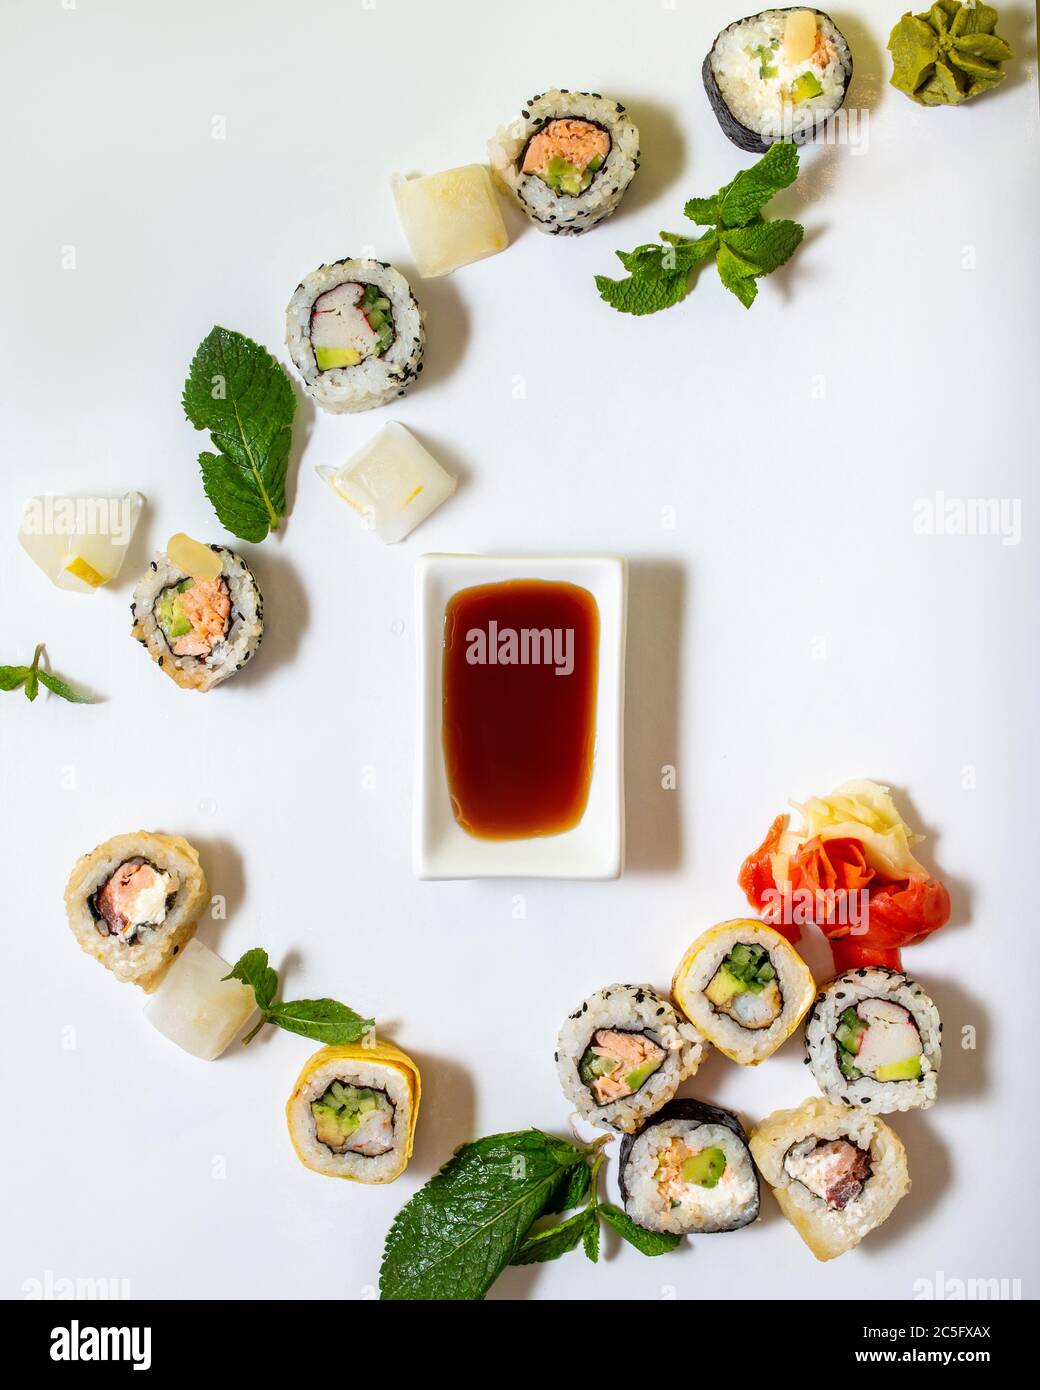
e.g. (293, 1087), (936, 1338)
(392, 166), (508, 277)
(317, 422), (456, 544)
(143, 938), (256, 1061)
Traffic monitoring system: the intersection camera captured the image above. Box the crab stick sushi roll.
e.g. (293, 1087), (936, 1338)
(704, 9), (853, 153)
(286, 259), (424, 414)
(556, 984), (707, 1134)
(489, 90), (639, 235)
(750, 1096), (910, 1261)
(64, 831), (209, 992)
(672, 919), (815, 1064)
(619, 1099), (760, 1236)
(286, 1040), (421, 1184)
(131, 538), (262, 692)
(806, 967), (941, 1113)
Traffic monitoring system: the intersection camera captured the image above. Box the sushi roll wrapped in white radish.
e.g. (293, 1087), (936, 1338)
(143, 939), (257, 1060)
(489, 90), (639, 235)
(806, 967), (941, 1113)
(131, 537), (262, 693)
(619, 1099), (760, 1235)
(286, 1040), (421, 1184)
(64, 831), (209, 992)
(286, 259), (424, 413)
(704, 9), (853, 153)
(750, 1096), (910, 1261)
(672, 919), (816, 1064)
(556, 984), (707, 1134)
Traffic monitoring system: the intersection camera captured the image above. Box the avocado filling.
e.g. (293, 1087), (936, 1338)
(155, 576), (231, 659)
(578, 1028), (666, 1106)
(521, 119), (610, 197)
(784, 1136), (871, 1211)
(310, 281), (394, 370)
(91, 858), (175, 941)
(310, 1081), (395, 1157)
(656, 1138), (728, 1206)
(704, 942), (782, 1031)
(834, 998), (923, 1083)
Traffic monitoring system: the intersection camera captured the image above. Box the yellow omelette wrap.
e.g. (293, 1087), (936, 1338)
(286, 1039), (421, 1184)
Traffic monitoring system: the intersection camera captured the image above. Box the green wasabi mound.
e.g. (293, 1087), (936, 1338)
(888, 2), (1013, 106)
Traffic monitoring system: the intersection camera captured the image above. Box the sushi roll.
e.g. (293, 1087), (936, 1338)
(64, 831), (209, 992)
(556, 984), (707, 1134)
(488, 90), (639, 235)
(286, 259), (424, 414)
(806, 967), (941, 1113)
(703, 9), (853, 152)
(131, 541), (262, 693)
(750, 1096), (910, 1261)
(286, 1040), (421, 1184)
(672, 919), (815, 1064)
(619, 1099), (760, 1235)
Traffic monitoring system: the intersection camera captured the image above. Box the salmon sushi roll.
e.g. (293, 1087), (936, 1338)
(286, 259), (424, 414)
(64, 831), (209, 992)
(131, 544), (262, 692)
(489, 90), (639, 235)
(556, 984), (707, 1134)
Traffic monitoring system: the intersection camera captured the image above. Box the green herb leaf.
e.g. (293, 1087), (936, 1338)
(599, 1203), (682, 1256)
(0, 646), (97, 704)
(582, 1210), (601, 1263)
(37, 671), (98, 704)
(223, 947), (278, 1011)
(379, 1131), (589, 1301)
(713, 142), (800, 229)
(0, 665), (31, 691)
(266, 997), (373, 1045)
(183, 327), (295, 543)
(510, 1208), (591, 1266)
(543, 1157), (591, 1214)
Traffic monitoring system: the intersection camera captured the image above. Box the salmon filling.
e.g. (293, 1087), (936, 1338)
(309, 282), (395, 371)
(784, 1136), (871, 1211)
(521, 119), (610, 196)
(92, 859), (175, 941)
(155, 577), (231, 659)
(310, 1082), (395, 1157)
(655, 1138), (729, 1204)
(578, 1029), (666, 1105)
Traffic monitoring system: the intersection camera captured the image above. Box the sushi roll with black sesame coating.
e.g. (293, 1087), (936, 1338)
(556, 984), (708, 1134)
(131, 543), (262, 692)
(488, 90), (639, 235)
(704, 9), (853, 152)
(620, 1098), (760, 1235)
(286, 259), (424, 413)
(806, 967), (941, 1113)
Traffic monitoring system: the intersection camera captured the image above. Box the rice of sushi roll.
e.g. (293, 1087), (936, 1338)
(806, 967), (941, 1114)
(286, 1040), (421, 1184)
(286, 259), (424, 413)
(672, 919), (816, 1065)
(64, 831), (209, 992)
(750, 1096), (910, 1260)
(131, 544), (263, 693)
(488, 90), (639, 235)
(619, 1099), (760, 1235)
(704, 9), (853, 152)
(556, 984), (707, 1134)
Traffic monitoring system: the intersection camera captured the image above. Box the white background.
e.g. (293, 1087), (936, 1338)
(1, 0), (1037, 1301)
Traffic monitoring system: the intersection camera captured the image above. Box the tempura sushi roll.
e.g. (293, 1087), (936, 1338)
(286, 1039), (421, 1184)
(132, 543), (262, 692)
(64, 831), (209, 992)
(556, 984), (707, 1134)
(704, 9), (853, 152)
(286, 259), (424, 413)
(806, 967), (941, 1113)
(672, 919), (815, 1064)
(489, 90), (639, 235)
(619, 1099), (760, 1235)
(750, 1096), (910, 1261)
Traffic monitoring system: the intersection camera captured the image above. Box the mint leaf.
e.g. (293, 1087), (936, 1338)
(183, 327), (295, 543)
(223, 947), (278, 1011)
(267, 998), (373, 1045)
(1, 646), (96, 705)
(716, 245), (761, 308)
(37, 671), (97, 704)
(543, 1157), (591, 1214)
(600, 1203), (682, 1256)
(0, 665), (31, 691)
(722, 219), (804, 275)
(595, 266), (690, 316)
(510, 1209), (590, 1266)
(683, 194), (721, 226)
(715, 142), (800, 229)
(380, 1131), (589, 1301)
(582, 1211), (601, 1263)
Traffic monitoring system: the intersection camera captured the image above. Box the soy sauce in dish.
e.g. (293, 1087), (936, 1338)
(442, 579), (599, 839)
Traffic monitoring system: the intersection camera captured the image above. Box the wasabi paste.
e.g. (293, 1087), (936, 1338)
(888, 2), (1013, 106)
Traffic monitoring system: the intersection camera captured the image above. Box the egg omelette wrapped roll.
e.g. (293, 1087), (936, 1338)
(286, 1039), (421, 1184)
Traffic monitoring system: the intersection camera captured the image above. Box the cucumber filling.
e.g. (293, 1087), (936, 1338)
(310, 1081), (395, 1157)
(704, 942), (782, 1031)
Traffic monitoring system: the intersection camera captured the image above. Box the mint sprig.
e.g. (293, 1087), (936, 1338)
(0, 644), (98, 704)
(183, 327), (296, 543)
(223, 947), (373, 1046)
(596, 143), (804, 314)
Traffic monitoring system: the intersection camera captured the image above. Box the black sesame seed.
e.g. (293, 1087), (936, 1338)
(151, 561), (157, 571)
